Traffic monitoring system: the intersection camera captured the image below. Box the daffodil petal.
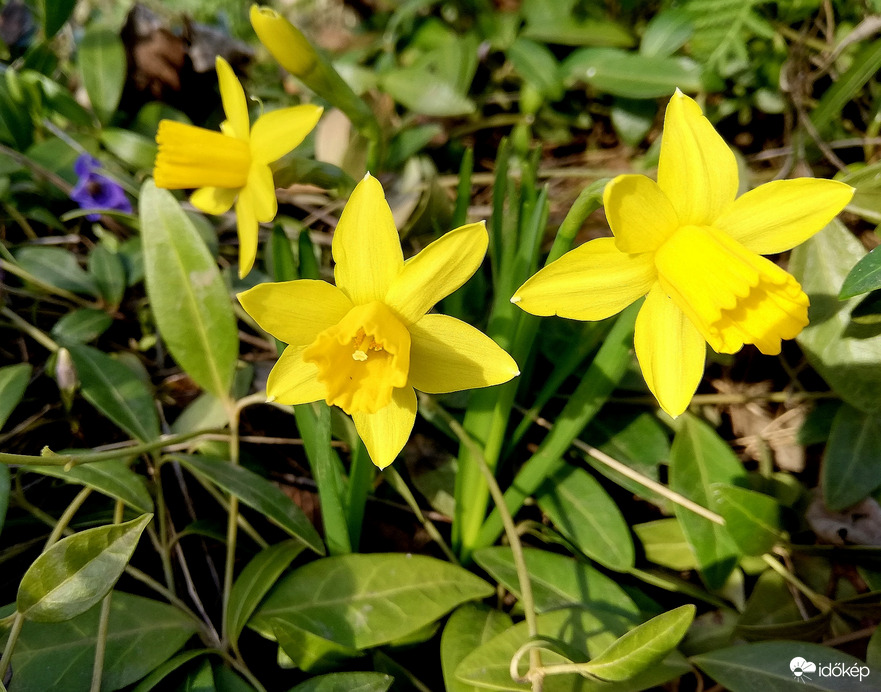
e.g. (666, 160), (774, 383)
(266, 344), (326, 404)
(512, 237), (655, 320)
(658, 90), (738, 226)
(190, 186), (237, 215)
(604, 175), (679, 253)
(236, 188), (259, 278)
(352, 387), (417, 469)
(251, 104), (323, 165)
(714, 178), (855, 254)
(246, 162), (278, 222)
(408, 314), (519, 394)
(238, 279), (353, 346)
(384, 222), (488, 324)
(634, 284), (706, 418)
(333, 174), (404, 305)
(215, 57), (249, 142)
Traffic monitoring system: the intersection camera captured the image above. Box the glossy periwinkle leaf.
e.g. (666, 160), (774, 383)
(564, 48), (702, 98)
(78, 28), (126, 123)
(174, 455), (324, 555)
(50, 308), (113, 344)
(17, 514), (152, 622)
(441, 603), (512, 692)
(669, 415), (743, 590)
(88, 243), (127, 308)
(790, 219), (881, 413)
(0, 592), (198, 692)
(27, 459), (153, 514)
(252, 553), (493, 650)
(639, 10), (694, 58)
(227, 540), (306, 649)
(710, 484), (782, 556)
(633, 518), (697, 570)
(581, 605), (695, 682)
(272, 617), (362, 672)
(66, 343), (160, 442)
(14, 246), (100, 297)
(140, 181), (237, 400)
(822, 403), (881, 511)
(0, 363), (31, 430)
(536, 464), (634, 571)
(692, 640), (873, 691)
(287, 672), (394, 692)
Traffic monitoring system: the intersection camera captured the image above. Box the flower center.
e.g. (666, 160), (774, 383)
(655, 225), (809, 355)
(154, 120), (250, 190)
(302, 301), (410, 414)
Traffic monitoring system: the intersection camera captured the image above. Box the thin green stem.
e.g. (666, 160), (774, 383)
(345, 441), (374, 550)
(221, 398), (242, 649)
(152, 477), (177, 594)
(0, 428), (225, 467)
(0, 260), (96, 309)
(186, 472), (268, 549)
(90, 501), (124, 692)
(421, 395), (542, 692)
(1, 307), (59, 352)
(0, 614), (24, 682)
(763, 553), (832, 611)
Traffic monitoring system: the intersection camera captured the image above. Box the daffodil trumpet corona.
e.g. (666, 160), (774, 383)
(512, 90), (854, 418)
(154, 56), (322, 278)
(239, 174), (519, 469)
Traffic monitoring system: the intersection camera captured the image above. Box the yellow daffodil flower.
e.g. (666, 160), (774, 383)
(512, 90), (853, 418)
(153, 56), (322, 278)
(239, 174), (520, 468)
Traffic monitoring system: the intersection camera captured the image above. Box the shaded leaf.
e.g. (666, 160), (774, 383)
(18, 514), (152, 622)
(564, 48), (702, 98)
(272, 618), (362, 672)
(28, 459), (153, 514)
(14, 246), (100, 296)
(66, 343), (160, 442)
(287, 672), (393, 692)
(88, 244), (127, 308)
(50, 308), (112, 344)
(822, 404), (881, 510)
(508, 38), (563, 100)
(0, 592), (199, 692)
(441, 603), (512, 692)
(131, 650), (212, 692)
(0, 363), (31, 430)
(640, 10), (694, 58)
(174, 455), (324, 555)
(711, 484), (782, 556)
(78, 29), (126, 124)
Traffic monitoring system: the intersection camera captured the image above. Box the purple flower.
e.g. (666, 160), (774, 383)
(69, 154), (132, 221)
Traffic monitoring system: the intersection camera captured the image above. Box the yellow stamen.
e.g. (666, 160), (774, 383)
(154, 120), (251, 190)
(655, 225), (809, 355)
(303, 301), (410, 414)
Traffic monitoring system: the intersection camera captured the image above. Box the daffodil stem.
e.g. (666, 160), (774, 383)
(344, 441), (373, 549)
(421, 395), (542, 691)
(221, 397), (244, 649)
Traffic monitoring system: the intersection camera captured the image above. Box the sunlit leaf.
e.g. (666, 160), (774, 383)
(441, 603), (512, 692)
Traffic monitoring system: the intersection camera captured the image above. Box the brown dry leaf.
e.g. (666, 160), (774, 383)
(806, 495), (881, 546)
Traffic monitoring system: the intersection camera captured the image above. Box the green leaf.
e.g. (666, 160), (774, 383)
(441, 603), (512, 692)
(0, 592), (199, 692)
(0, 465), (8, 538)
(640, 10), (694, 58)
(380, 69), (475, 116)
(17, 514), (152, 622)
(44, 0), (77, 37)
(14, 246), (100, 297)
(227, 540), (306, 650)
(287, 672), (394, 692)
(473, 547), (640, 620)
(174, 455), (324, 554)
(522, 18), (633, 48)
(581, 605), (695, 682)
(710, 484), (781, 556)
(0, 363), (31, 430)
(508, 38), (564, 100)
(812, 40), (881, 135)
(131, 649), (212, 692)
(668, 415), (743, 589)
(251, 553), (493, 650)
(50, 308), (112, 344)
(100, 128), (158, 171)
(27, 459), (153, 514)
(272, 618), (362, 671)
(455, 607), (691, 691)
(563, 48), (702, 98)
(536, 465), (635, 571)
(840, 246), (881, 299)
(790, 220), (881, 413)
(66, 343), (160, 442)
(140, 181), (237, 400)
(692, 640), (873, 691)
(633, 518), (698, 570)
(822, 404), (881, 510)
(737, 571), (831, 642)
(78, 29), (126, 124)
(88, 244), (127, 308)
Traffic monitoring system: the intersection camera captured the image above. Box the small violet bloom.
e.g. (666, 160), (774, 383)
(239, 174), (520, 469)
(153, 56), (322, 278)
(512, 90), (854, 419)
(70, 154), (132, 221)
